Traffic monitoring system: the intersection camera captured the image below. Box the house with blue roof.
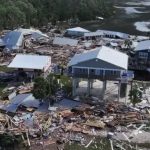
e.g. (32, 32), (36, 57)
(2, 28), (48, 51)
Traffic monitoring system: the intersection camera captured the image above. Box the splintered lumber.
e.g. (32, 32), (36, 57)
(85, 119), (105, 129)
(110, 140), (114, 150)
(85, 138), (95, 148)
(26, 131), (31, 147)
(43, 117), (51, 131)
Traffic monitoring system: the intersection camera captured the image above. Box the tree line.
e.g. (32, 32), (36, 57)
(0, 0), (114, 30)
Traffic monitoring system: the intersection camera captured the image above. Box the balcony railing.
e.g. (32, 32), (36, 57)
(69, 72), (120, 80)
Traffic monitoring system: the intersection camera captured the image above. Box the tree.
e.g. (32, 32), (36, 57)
(59, 75), (72, 96)
(32, 77), (48, 101)
(0, 0), (114, 29)
(129, 83), (143, 107)
(47, 74), (60, 96)
(32, 74), (60, 102)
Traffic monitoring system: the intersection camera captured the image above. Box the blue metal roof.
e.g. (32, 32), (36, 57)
(3, 94), (40, 113)
(3, 31), (22, 49)
(2, 28), (48, 50)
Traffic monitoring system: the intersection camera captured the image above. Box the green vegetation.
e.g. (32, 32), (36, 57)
(65, 139), (111, 150)
(0, 134), (22, 149)
(65, 138), (148, 150)
(0, 0), (114, 29)
(0, 82), (7, 96)
(58, 75), (72, 96)
(0, 66), (13, 72)
(129, 83), (143, 106)
(32, 74), (72, 102)
(32, 77), (49, 100)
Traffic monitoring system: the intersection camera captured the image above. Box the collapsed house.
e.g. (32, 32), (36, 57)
(96, 30), (129, 39)
(53, 37), (79, 47)
(84, 32), (104, 40)
(65, 27), (90, 37)
(8, 54), (51, 79)
(2, 93), (40, 113)
(2, 28), (49, 51)
(0, 38), (5, 51)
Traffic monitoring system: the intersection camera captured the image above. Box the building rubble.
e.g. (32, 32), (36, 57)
(0, 99), (150, 149)
(0, 26), (150, 149)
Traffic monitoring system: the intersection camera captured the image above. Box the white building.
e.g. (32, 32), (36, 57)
(8, 54), (51, 78)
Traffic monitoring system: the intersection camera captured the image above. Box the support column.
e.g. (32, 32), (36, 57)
(118, 81), (121, 102)
(90, 79), (94, 89)
(72, 78), (77, 97)
(120, 82), (128, 104)
(76, 78), (80, 88)
(102, 80), (107, 100)
(87, 79), (91, 96)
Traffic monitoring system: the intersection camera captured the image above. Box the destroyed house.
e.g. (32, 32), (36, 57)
(3, 28), (48, 51)
(65, 27), (90, 37)
(129, 40), (150, 71)
(53, 37), (78, 46)
(68, 46), (128, 80)
(0, 38), (5, 51)
(96, 30), (129, 39)
(2, 93), (40, 113)
(8, 54), (51, 79)
(84, 32), (104, 40)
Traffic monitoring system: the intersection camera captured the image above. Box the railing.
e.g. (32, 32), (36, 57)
(69, 72), (120, 80)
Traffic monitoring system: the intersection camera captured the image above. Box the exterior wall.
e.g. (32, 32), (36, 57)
(13, 68), (43, 81)
(68, 59), (126, 80)
(129, 49), (150, 71)
(73, 59), (124, 70)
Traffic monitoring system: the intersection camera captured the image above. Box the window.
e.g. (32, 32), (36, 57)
(139, 52), (148, 59)
(79, 68), (87, 73)
(110, 70), (113, 74)
(91, 69), (95, 73)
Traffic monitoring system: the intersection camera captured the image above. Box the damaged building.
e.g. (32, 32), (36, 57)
(8, 54), (52, 80)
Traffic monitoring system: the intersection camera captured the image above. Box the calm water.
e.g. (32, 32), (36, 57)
(82, 0), (150, 35)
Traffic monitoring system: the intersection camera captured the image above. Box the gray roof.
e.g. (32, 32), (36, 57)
(69, 46), (128, 70)
(135, 40), (150, 51)
(53, 37), (78, 46)
(8, 54), (51, 70)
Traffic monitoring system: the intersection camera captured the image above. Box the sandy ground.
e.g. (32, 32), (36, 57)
(76, 80), (131, 103)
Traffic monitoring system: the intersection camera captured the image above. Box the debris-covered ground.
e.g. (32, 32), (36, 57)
(0, 95), (150, 149)
(0, 24), (150, 150)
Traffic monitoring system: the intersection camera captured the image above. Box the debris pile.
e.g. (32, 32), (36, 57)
(0, 100), (150, 148)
